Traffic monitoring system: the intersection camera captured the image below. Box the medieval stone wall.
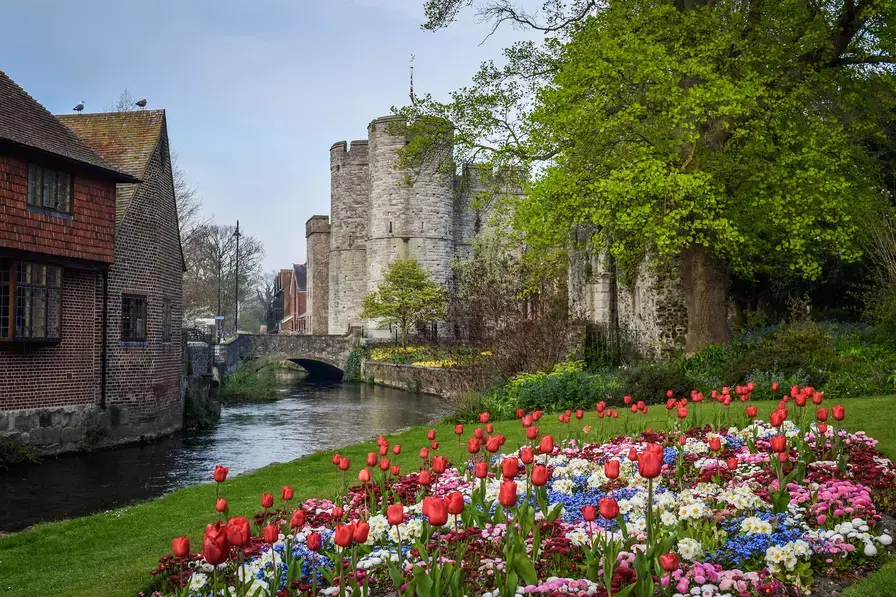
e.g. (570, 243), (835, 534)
(305, 216), (330, 334)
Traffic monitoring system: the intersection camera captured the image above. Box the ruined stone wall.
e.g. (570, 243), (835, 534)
(305, 216), (330, 335)
(328, 141), (369, 335)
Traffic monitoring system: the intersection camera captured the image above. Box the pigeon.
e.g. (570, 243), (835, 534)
(73, 100), (85, 113)
(135, 98), (147, 108)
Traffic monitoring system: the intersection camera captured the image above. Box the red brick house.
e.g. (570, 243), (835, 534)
(274, 264), (307, 333)
(0, 69), (184, 453)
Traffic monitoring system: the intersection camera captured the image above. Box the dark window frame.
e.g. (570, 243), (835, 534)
(121, 294), (148, 342)
(161, 299), (172, 343)
(27, 163), (73, 215)
(0, 261), (63, 343)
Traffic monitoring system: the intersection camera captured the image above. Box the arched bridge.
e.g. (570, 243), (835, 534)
(221, 331), (361, 379)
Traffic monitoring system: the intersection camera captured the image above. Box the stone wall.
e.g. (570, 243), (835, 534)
(305, 216), (330, 334)
(361, 360), (471, 399)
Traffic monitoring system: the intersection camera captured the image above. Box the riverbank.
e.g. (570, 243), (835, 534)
(0, 396), (893, 596)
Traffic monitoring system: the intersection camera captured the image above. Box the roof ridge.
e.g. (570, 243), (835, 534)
(58, 109), (165, 118)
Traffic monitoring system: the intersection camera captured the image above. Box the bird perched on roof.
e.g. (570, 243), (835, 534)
(135, 98), (147, 108)
(73, 100), (85, 113)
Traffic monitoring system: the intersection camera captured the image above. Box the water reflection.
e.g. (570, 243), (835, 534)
(0, 378), (446, 532)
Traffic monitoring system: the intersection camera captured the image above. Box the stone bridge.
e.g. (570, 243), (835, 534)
(221, 331), (361, 379)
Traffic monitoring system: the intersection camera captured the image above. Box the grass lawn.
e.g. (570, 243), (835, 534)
(1, 395), (894, 596)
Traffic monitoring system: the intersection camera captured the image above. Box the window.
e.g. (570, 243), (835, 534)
(0, 262), (62, 341)
(122, 295), (147, 341)
(162, 299), (172, 343)
(28, 164), (72, 213)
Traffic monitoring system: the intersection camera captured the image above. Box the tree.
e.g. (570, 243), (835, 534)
(404, 0), (896, 352)
(360, 259), (447, 346)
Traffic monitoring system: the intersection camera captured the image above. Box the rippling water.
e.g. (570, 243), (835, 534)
(0, 376), (446, 532)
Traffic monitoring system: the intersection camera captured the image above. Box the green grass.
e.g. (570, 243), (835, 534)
(0, 396), (894, 596)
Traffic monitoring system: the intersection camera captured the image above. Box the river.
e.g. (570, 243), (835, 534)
(0, 373), (447, 533)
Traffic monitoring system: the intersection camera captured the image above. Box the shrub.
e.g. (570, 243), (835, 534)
(221, 363), (279, 402)
(616, 361), (691, 405)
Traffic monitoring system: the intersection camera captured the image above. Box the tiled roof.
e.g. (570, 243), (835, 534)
(57, 110), (165, 226)
(0, 69), (134, 181)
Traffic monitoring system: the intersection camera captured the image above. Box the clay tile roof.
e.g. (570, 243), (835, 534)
(57, 110), (165, 226)
(0, 69), (135, 182)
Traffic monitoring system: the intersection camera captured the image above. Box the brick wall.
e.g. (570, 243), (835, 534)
(0, 154), (117, 263)
(104, 130), (183, 427)
(0, 267), (101, 410)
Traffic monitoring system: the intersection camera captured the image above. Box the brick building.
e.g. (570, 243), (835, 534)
(0, 69), (184, 453)
(273, 264), (307, 333)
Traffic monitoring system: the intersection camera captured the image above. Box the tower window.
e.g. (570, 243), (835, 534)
(388, 221), (392, 234)
(348, 234), (354, 248)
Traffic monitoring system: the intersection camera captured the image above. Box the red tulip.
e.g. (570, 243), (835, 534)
(630, 404), (638, 413)
(778, 451), (789, 463)
(531, 464), (549, 486)
(727, 457), (738, 471)
(677, 406), (688, 419)
(534, 410), (543, 420)
(380, 458), (390, 471)
(575, 409), (584, 420)
(771, 382), (779, 391)
(474, 427), (484, 439)
(795, 395), (807, 408)
(666, 398), (677, 410)
(709, 437), (722, 452)
(813, 392), (824, 405)
(290, 509), (306, 529)
(379, 444), (388, 456)
(353, 520), (370, 543)
(213, 465), (228, 483)
(334, 524), (353, 548)
(454, 424), (464, 435)
(582, 504), (597, 521)
(818, 422), (828, 433)
(816, 407), (829, 422)
(526, 426), (539, 440)
(486, 437), (501, 453)
(627, 448), (638, 462)
(521, 415), (533, 428)
(306, 532), (322, 551)
(770, 435), (787, 453)
(419, 447), (430, 460)
(538, 435), (554, 455)
(483, 424), (493, 435)
(391, 464), (401, 476)
(332, 507), (344, 519)
(678, 435), (687, 446)
(366, 452), (377, 467)
(502, 457), (519, 479)
(418, 470), (433, 486)
(520, 447), (535, 464)
(432, 455), (448, 474)
(745, 405), (758, 418)
(202, 522), (230, 565)
(393, 444), (402, 455)
(339, 457), (350, 471)
(479, 412), (490, 424)
(427, 428), (436, 441)
(261, 493), (274, 509)
(612, 410), (618, 419)
(604, 459), (620, 479)
(623, 395), (632, 405)
(424, 496), (448, 526)
(226, 516), (250, 547)
(215, 498), (227, 513)
(498, 481), (518, 507)
(332, 453), (342, 465)
(516, 408), (525, 418)
(387, 503), (404, 526)
(376, 436), (386, 446)
(659, 552), (680, 572)
(172, 536), (190, 557)
(358, 468), (371, 483)
(770, 410), (786, 427)
(599, 497), (619, 519)
(467, 437), (480, 454)
(431, 440), (439, 450)
(447, 491), (465, 515)
(281, 485), (294, 501)
(832, 404), (845, 421)
(474, 461), (489, 479)
(637, 446), (663, 479)
(263, 524), (279, 544)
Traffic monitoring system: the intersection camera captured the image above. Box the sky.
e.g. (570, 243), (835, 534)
(0, 0), (531, 274)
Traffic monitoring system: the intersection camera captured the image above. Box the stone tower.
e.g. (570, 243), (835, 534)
(328, 140), (370, 335)
(365, 115), (457, 338)
(305, 215), (330, 334)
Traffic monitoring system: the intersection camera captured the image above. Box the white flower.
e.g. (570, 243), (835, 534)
(879, 534), (893, 546)
(188, 572), (208, 591)
(740, 517), (773, 535)
(864, 543), (879, 557)
(677, 538), (704, 561)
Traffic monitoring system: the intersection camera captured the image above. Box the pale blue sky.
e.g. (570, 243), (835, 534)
(0, 0), (528, 272)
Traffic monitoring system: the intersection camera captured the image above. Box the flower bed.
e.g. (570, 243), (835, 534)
(150, 386), (896, 597)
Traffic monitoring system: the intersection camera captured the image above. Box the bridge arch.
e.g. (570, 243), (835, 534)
(223, 332), (360, 381)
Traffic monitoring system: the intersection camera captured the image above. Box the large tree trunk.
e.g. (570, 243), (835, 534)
(680, 245), (731, 353)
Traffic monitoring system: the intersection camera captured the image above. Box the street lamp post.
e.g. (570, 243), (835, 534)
(233, 220), (241, 335)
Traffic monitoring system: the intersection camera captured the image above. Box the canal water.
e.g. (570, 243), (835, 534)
(0, 374), (447, 533)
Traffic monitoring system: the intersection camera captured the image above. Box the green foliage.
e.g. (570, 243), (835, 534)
(360, 259), (447, 347)
(0, 441), (38, 469)
(343, 347), (365, 382)
(182, 385), (221, 430)
(221, 364), (279, 402)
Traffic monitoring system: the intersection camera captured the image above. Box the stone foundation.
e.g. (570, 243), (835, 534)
(0, 399), (183, 455)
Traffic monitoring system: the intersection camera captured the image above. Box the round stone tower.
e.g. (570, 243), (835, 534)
(328, 139), (370, 335)
(365, 115), (455, 338)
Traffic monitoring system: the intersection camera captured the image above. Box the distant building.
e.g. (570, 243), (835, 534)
(273, 264), (307, 333)
(0, 68), (184, 453)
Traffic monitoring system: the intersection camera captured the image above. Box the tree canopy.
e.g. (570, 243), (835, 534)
(401, 0), (896, 350)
